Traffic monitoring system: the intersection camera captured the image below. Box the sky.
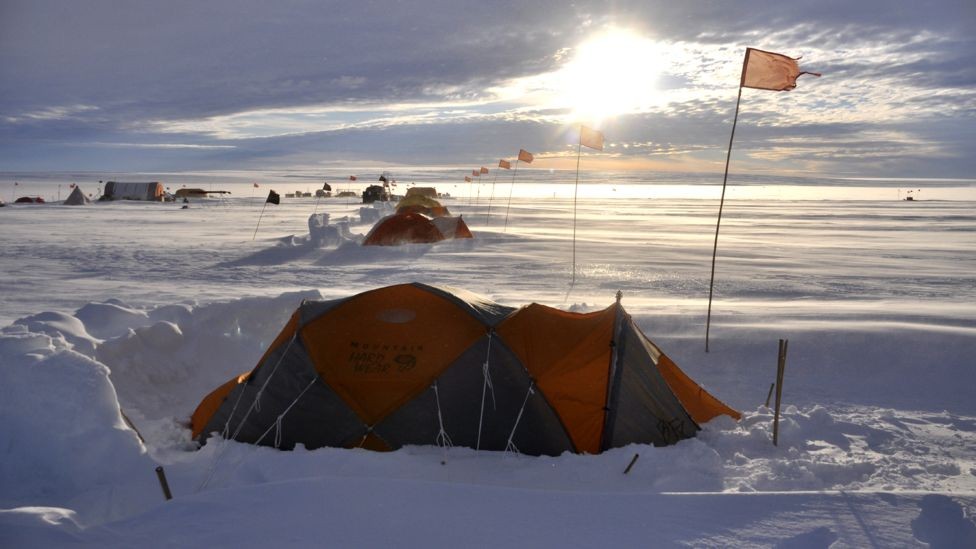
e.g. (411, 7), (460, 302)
(1, 0), (974, 179)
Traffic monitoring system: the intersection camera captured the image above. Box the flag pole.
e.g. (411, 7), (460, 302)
(253, 201), (269, 241)
(503, 159), (520, 232)
(705, 84), (744, 352)
(484, 169), (500, 224)
(571, 127), (583, 288)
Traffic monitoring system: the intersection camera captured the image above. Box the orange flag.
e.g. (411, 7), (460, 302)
(480, 166), (489, 174)
(472, 170), (479, 177)
(498, 159), (511, 169)
(464, 176), (472, 182)
(741, 48), (821, 91)
(580, 126), (604, 151)
(517, 149), (534, 163)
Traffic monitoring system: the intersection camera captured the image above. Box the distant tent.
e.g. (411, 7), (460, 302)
(431, 215), (473, 239)
(362, 212), (447, 246)
(64, 186), (91, 205)
(191, 283), (740, 455)
(102, 181), (164, 201)
(396, 194), (450, 217)
(405, 187), (437, 199)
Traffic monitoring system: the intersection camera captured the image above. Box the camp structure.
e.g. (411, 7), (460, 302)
(396, 194), (450, 217)
(362, 212), (472, 246)
(191, 283), (740, 455)
(14, 196), (45, 204)
(63, 186), (91, 205)
(101, 181), (165, 201)
(174, 188), (231, 199)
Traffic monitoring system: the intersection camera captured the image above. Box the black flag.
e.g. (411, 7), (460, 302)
(266, 190), (280, 204)
(322, 182), (332, 191)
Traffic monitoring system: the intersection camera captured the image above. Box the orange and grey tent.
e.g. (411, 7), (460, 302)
(362, 212), (445, 246)
(191, 284), (739, 455)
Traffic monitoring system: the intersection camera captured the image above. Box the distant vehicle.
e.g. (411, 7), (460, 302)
(362, 185), (389, 203)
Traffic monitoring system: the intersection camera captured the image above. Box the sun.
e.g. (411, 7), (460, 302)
(556, 28), (665, 123)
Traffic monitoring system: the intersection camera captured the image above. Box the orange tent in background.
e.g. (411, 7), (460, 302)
(396, 194), (450, 217)
(362, 212), (445, 246)
(191, 284), (739, 455)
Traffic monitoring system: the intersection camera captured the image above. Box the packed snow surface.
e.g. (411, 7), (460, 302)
(1, 175), (974, 547)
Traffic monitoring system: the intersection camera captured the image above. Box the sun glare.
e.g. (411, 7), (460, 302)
(557, 29), (665, 123)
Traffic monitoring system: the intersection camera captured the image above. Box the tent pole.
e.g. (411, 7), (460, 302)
(705, 85), (743, 353)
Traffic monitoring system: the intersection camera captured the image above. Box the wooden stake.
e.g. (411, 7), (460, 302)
(155, 466), (173, 501)
(772, 339), (788, 446)
(623, 453), (640, 474)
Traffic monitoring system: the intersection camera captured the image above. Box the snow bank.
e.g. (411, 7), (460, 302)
(0, 332), (157, 525)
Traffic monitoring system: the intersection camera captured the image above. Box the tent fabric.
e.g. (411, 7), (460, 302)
(191, 283), (739, 455)
(64, 186), (91, 205)
(362, 213), (445, 246)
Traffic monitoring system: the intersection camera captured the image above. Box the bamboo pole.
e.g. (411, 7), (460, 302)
(571, 130), (583, 289)
(503, 159), (521, 232)
(705, 85), (744, 353)
(252, 202), (269, 241)
(484, 169), (500, 224)
(772, 339), (788, 446)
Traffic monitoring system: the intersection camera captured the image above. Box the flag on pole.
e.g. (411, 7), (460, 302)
(349, 175), (357, 181)
(253, 183), (259, 188)
(266, 190), (280, 204)
(480, 166), (489, 174)
(580, 126), (604, 151)
(464, 176), (472, 182)
(741, 47), (821, 91)
(472, 170), (479, 177)
(704, 47), (820, 352)
(517, 149), (534, 163)
(498, 159), (511, 169)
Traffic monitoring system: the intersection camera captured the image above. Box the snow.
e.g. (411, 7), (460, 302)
(1, 173), (974, 547)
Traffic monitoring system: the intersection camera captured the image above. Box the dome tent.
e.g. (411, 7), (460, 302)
(192, 284), (739, 455)
(362, 212), (471, 246)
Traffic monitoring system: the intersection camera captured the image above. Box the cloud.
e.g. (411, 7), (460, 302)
(0, 0), (973, 177)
